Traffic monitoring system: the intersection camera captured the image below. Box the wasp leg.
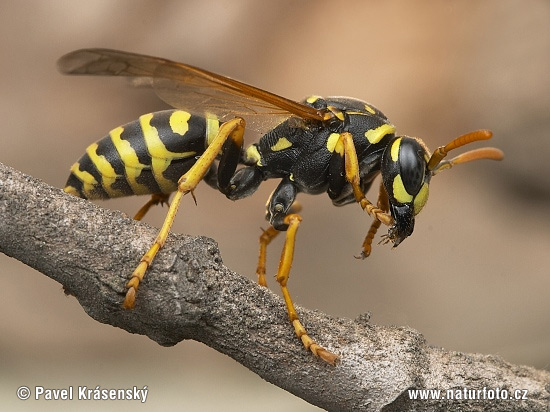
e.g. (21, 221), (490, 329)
(275, 213), (339, 365)
(256, 201), (302, 287)
(123, 117), (246, 308)
(340, 132), (393, 226)
(257, 226), (279, 287)
(260, 183), (335, 363)
(258, 178), (299, 287)
(359, 181), (390, 259)
(133, 193), (171, 221)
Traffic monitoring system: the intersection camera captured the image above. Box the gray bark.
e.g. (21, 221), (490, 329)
(1, 162), (548, 411)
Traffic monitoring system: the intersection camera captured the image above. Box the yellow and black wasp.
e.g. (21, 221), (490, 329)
(58, 49), (504, 365)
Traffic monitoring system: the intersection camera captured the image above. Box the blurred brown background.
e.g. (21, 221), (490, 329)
(1, 1), (548, 410)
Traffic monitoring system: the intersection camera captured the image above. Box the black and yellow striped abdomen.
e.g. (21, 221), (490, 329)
(65, 110), (220, 199)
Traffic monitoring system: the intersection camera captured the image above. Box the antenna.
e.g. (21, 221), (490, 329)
(427, 130), (504, 174)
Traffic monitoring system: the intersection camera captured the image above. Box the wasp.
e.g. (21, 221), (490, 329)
(58, 49), (504, 365)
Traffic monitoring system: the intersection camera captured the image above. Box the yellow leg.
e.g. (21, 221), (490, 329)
(359, 181), (390, 258)
(257, 226), (279, 287)
(339, 132), (393, 226)
(275, 213), (338, 365)
(123, 117), (246, 309)
(256, 202), (302, 287)
(360, 219), (381, 258)
(133, 193), (171, 221)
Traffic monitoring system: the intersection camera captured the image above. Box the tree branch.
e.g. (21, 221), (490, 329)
(1, 161), (548, 411)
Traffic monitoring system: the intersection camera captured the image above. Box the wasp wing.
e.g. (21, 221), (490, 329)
(58, 48), (325, 136)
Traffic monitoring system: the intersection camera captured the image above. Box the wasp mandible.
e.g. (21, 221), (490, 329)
(58, 49), (504, 365)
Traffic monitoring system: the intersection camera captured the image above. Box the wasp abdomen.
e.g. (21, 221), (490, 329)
(64, 110), (220, 199)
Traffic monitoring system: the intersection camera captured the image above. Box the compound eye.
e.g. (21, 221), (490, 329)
(398, 138), (426, 196)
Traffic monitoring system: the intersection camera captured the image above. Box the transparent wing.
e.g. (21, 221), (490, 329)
(58, 48), (326, 136)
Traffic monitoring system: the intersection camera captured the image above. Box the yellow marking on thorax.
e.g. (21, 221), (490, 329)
(326, 133), (340, 152)
(364, 104), (376, 115)
(270, 137), (292, 152)
(169, 110), (191, 135)
(365, 123), (396, 145)
(140, 113), (196, 193)
(327, 106), (345, 121)
(109, 125), (150, 195)
(69, 162), (98, 197)
(327, 133), (346, 155)
(306, 95), (321, 104)
(86, 143), (125, 197)
(205, 112), (220, 146)
(392, 174), (413, 203)
(245, 145), (262, 166)
(390, 137), (402, 162)
(413, 183), (429, 215)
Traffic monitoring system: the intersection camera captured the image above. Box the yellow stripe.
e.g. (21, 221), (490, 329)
(270, 137), (292, 152)
(364, 104), (376, 115)
(245, 145), (262, 166)
(69, 162), (98, 198)
(327, 133), (340, 153)
(140, 113), (190, 193)
(306, 95), (321, 104)
(328, 106), (345, 121)
(140, 113), (197, 193)
(413, 183), (429, 215)
(326, 132), (340, 153)
(140, 113), (172, 193)
(109, 125), (150, 195)
(365, 123), (396, 145)
(390, 137), (402, 162)
(64, 186), (81, 197)
(329, 132), (346, 156)
(169, 110), (191, 135)
(85, 143), (124, 197)
(392, 174), (413, 203)
(205, 112), (220, 146)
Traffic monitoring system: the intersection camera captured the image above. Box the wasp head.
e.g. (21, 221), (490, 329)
(381, 136), (431, 246)
(379, 129), (503, 246)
